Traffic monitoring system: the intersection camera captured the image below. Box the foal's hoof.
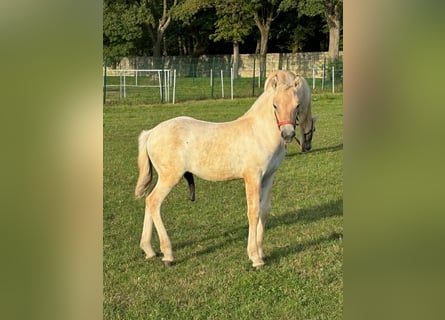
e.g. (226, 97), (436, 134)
(144, 252), (157, 259)
(163, 261), (174, 268)
(252, 260), (265, 270)
(253, 264), (265, 271)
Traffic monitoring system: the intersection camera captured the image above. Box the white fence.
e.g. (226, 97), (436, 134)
(105, 69), (176, 103)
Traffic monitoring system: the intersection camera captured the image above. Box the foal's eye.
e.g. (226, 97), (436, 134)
(273, 104), (277, 110)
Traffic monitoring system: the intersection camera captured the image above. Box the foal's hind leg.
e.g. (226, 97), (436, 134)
(140, 207), (156, 259)
(143, 175), (180, 265)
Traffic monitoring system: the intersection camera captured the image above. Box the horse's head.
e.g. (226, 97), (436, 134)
(271, 84), (299, 143)
(266, 71), (317, 149)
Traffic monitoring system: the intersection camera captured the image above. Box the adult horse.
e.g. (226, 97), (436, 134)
(265, 70), (316, 152)
(134, 74), (301, 268)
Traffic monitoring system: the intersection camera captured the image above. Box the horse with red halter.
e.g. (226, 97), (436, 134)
(134, 72), (312, 268)
(265, 70), (316, 152)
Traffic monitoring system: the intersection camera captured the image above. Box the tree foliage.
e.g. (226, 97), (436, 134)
(103, 0), (343, 61)
(279, 0), (343, 58)
(211, 0), (253, 44)
(103, 1), (144, 59)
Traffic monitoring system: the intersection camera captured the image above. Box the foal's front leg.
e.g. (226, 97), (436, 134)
(244, 174), (264, 268)
(257, 173), (275, 260)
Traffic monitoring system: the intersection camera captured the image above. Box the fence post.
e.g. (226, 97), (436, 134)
(322, 60), (325, 91)
(210, 69), (214, 98)
(123, 71), (126, 98)
(158, 70), (162, 103)
(252, 56), (256, 96)
(221, 70), (224, 98)
(164, 70), (168, 102)
(103, 59), (107, 105)
(312, 67), (315, 90)
(173, 69), (176, 104)
(119, 70), (122, 99)
(230, 67), (234, 100)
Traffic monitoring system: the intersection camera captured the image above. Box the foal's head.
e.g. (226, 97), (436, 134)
(272, 84), (299, 143)
(266, 71), (317, 152)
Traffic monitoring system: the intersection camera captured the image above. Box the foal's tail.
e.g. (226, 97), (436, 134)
(135, 130), (153, 199)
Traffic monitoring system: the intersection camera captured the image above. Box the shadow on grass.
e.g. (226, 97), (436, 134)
(172, 198), (343, 265)
(286, 143), (343, 158)
(265, 198), (343, 265)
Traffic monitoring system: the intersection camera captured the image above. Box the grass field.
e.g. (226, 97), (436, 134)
(103, 93), (343, 319)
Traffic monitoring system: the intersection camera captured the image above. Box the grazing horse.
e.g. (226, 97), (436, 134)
(265, 70), (316, 152)
(134, 74), (301, 268)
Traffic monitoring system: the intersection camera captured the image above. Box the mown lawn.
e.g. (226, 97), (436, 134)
(103, 93), (343, 319)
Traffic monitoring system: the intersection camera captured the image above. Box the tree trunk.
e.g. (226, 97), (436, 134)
(153, 31), (163, 58)
(253, 10), (273, 84)
(232, 41), (239, 79)
(152, 0), (176, 59)
(259, 27), (269, 80)
(327, 13), (340, 60)
(325, 0), (341, 60)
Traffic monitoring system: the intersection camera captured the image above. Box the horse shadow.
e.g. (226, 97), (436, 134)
(265, 199), (343, 265)
(171, 198), (343, 266)
(286, 143), (343, 158)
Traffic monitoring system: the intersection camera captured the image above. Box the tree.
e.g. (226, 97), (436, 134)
(137, 0), (179, 58)
(250, 0), (280, 80)
(103, 1), (144, 61)
(281, 0), (343, 60)
(323, 0), (342, 59)
(172, 1), (217, 56)
(103, 0), (181, 60)
(211, 0), (253, 78)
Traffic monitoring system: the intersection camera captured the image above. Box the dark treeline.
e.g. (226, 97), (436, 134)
(103, 0), (342, 63)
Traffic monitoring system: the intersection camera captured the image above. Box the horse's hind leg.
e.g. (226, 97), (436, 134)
(143, 175), (180, 265)
(140, 207), (156, 259)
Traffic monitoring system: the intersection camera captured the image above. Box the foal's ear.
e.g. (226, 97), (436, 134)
(264, 72), (279, 90)
(270, 76), (279, 89)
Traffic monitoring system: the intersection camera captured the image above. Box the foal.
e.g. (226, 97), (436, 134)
(135, 74), (301, 268)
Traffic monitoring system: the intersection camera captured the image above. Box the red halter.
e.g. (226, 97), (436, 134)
(275, 111), (299, 144)
(275, 111), (296, 128)
(277, 120), (295, 127)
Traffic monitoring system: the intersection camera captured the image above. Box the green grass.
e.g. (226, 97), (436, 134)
(104, 93), (343, 319)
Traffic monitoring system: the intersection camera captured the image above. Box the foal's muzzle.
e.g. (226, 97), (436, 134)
(280, 125), (296, 143)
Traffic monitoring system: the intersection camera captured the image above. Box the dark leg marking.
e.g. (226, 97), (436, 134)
(183, 172), (195, 201)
